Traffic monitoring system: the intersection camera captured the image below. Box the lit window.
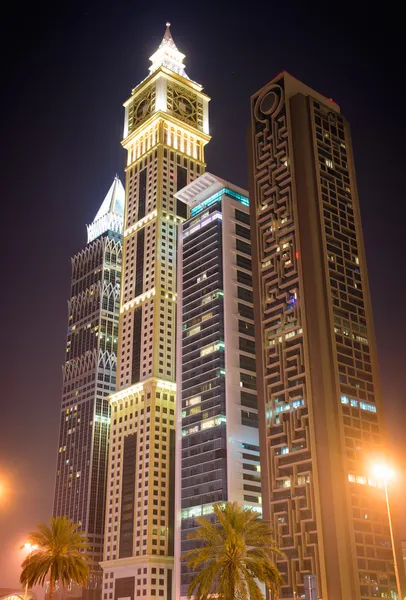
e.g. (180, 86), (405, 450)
(360, 401), (377, 413)
(187, 325), (200, 337)
(325, 159), (334, 168)
(197, 272), (207, 283)
(186, 395), (201, 407)
(201, 312), (213, 322)
(201, 344), (216, 357)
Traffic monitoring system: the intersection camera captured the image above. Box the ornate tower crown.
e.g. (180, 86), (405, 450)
(87, 176), (125, 243)
(149, 22), (189, 79)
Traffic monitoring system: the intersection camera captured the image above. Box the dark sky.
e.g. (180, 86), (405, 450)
(1, 0), (405, 588)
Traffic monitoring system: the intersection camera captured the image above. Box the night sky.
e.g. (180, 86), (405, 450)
(1, 0), (405, 589)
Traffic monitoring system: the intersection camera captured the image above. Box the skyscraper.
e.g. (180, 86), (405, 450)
(53, 177), (125, 597)
(248, 72), (405, 599)
(174, 173), (261, 598)
(101, 25), (210, 600)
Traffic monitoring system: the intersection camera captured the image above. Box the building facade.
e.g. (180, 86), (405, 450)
(100, 25), (210, 600)
(248, 71), (406, 600)
(53, 177), (124, 597)
(174, 174), (261, 598)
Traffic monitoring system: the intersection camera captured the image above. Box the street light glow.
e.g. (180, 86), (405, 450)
(370, 460), (402, 600)
(23, 543), (38, 552)
(371, 464), (395, 482)
(0, 479), (7, 502)
(21, 542), (38, 553)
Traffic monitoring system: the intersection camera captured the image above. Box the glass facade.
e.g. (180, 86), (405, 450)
(54, 218), (123, 597)
(177, 180), (261, 597)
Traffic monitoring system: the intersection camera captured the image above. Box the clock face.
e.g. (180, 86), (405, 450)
(135, 98), (150, 120)
(176, 96), (194, 117)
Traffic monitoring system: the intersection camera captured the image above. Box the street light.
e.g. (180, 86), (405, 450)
(20, 542), (38, 600)
(0, 480), (6, 504)
(372, 464), (402, 600)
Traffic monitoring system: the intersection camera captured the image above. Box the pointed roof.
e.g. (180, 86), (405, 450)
(93, 176), (125, 222)
(87, 176), (125, 243)
(149, 22), (189, 79)
(160, 22), (178, 51)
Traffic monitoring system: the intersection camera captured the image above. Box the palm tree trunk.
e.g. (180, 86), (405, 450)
(48, 577), (55, 600)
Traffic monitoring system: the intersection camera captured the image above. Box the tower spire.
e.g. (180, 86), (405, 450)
(87, 176), (125, 243)
(162, 22), (177, 49)
(149, 22), (189, 79)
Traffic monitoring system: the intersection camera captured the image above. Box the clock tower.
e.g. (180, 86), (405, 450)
(101, 24), (210, 600)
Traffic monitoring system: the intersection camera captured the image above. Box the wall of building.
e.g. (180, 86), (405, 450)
(248, 72), (404, 600)
(175, 180), (260, 598)
(53, 231), (122, 594)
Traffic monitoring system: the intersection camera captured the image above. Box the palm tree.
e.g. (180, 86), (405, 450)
(20, 516), (90, 600)
(183, 501), (284, 600)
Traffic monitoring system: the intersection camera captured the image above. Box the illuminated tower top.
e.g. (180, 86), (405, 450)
(149, 22), (189, 79)
(123, 23), (209, 149)
(102, 24), (211, 600)
(87, 176), (125, 243)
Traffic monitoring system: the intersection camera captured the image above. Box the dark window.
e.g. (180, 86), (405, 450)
(241, 411), (258, 428)
(167, 571), (173, 600)
(177, 165), (188, 192)
(131, 307), (142, 384)
(235, 209), (250, 225)
(239, 319), (255, 337)
(176, 199), (188, 219)
(237, 270), (252, 287)
(236, 224), (251, 240)
(167, 430), (175, 555)
(236, 239), (251, 256)
(241, 372), (256, 390)
(239, 337), (255, 354)
(237, 254), (252, 271)
(240, 355), (256, 372)
(238, 303), (254, 320)
(241, 392), (257, 409)
(138, 168), (147, 220)
(135, 228), (145, 296)
(119, 436), (137, 558)
(237, 287), (253, 303)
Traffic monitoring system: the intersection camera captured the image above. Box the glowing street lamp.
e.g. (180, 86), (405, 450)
(20, 542), (38, 600)
(371, 464), (402, 600)
(0, 480), (6, 503)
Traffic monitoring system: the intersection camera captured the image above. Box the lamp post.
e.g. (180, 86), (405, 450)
(372, 465), (402, 600)
(20, 542), (38, 600)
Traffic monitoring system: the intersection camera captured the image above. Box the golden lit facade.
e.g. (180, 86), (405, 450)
(248, 72), (405, 599)
(54, 176), (125, 598)
(101, 25), (210, 600)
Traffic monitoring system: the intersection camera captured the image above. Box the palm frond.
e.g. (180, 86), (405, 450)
(183, 501), (283, 600)
(20, 516), (90, 597)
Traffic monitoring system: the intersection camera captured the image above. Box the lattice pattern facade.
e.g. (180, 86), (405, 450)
(101, 27), (210, 600)
(54, 229), (122, 596)
(249, 73), (403, 600)
(166, 83), (204, 131)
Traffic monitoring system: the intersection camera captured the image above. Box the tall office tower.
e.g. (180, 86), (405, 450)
(53, 177), (125, 598)
(174, 173), (261, 598)
(101, 25), (210, 600)
(248, 71), (405, 600)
